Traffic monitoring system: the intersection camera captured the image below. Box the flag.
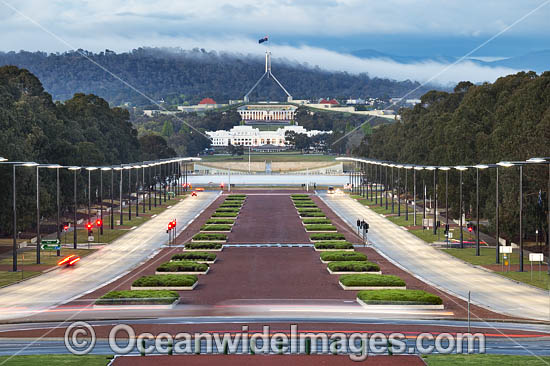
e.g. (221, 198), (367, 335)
(538, 189), (543, 206)
(258, 35), (269, 44)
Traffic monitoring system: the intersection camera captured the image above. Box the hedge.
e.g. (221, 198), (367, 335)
(339, 274), (405, 287)
(305, 224), (338, 231)
(357, 289), (443, 305)
(292, 197), (313, 201)
(328, 261), (380, 272)
(157, 261), (209, 273)
(206, 219), (235, 225)
(314, 242), (354, 250)
(133, 274), (198, 287)
(220, 203), (242, 208)
(192, 233), (227, 241)
(201, 224), (232, 231)
(294, 203), (317, 208)
(291, 194), (310, 198)
(225, 197), (245, 202)
(310, 233), (345, 241)
(302, 218), (331, 224)
(228, 194), (246, 198)
(300, 212), (325, 217)
(320, 251), (367, 262)
(186, 242), (223, 249)
(212, 212), (238, 217)
(215, 208), (240, 213)
(297, 208), (323, 213)
(172, 252), (217, 261)
(96, 290), (179, 305)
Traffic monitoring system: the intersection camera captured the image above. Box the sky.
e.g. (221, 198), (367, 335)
(1, 0), (549, 85)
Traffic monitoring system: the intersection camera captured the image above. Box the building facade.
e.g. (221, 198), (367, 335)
(206, 125), (330, 147)
(237, 104), (297, 122)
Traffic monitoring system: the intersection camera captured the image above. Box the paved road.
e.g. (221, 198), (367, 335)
(319, 193), (550, 322)
(0, 192), (219, 321)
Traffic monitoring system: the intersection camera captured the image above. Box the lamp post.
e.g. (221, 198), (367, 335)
(413, 166), (424, 226)
(473, 165), (489, 256)
(404, 165), (413, 221)
(109, 167), (114, 229)
(85, 167), (98, 227)
(115, 166), (123, 226)
(455, 166), (468, 249)
(390, 164), (394, 213)
(125, 166), (132, 221)
(134, 165), (140, 217)
(142, 164), (147, 213)
(498, 162), (525, 272)
(35, 164), (62, 264)
(495, 165), (499, 264)
(100, 167), (111, 235)
(440, 167), (451, 241)
(527, 157), (550, 274)
(148, 164), (152, 210)
(425, 167), (437, 235)
(68, 166), (80, 249)
(0, 161), (38, 271)
(396, 165), (402, 217)
(385, 164), (389, 210)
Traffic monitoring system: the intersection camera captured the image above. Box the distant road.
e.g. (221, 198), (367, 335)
(188, 174), (348, 186)
(320, 192), (550, 322)
(0, 192), (219, 321)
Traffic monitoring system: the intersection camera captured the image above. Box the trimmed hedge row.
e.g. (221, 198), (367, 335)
(292, 197), (313, 201)
(310, 233), (345, 241)
(294, 203), (317, 208)
(314, 242), (354, 250)
(291, 194), (310, 198)
(157, 261), (208, 273)
(133, 274), (198, 287)
(228, 194), (246, 198)
(300, 212), (325, 217)
(357, 290), (443, 305)
(215, 208), (240, 213)
(297, 208), (322, 213)
(220, 203), (242, 208)
(186, 242), (223, 249)
(96, 290), (179, 305)
(339, 274), (405, 287)
(192, 233), (227, 241)
(305, 224), (337, 231)
(172, 252), (216, 261)
(200, 224), (232, 231)
(320, 251), (367, 262)
(206, 219), (234, 225)
(212, 212), (238, 217)
(302, 218), (331, 224)
(328, 261), (380, 272)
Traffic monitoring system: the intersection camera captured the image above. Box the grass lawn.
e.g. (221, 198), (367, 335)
(0, 355), (112, 365)
(410, 227), (474, 243)
(498, 270), (549, 290)
(442, 247), (527, 266)
(0, 248), (95, 266)
(0, 271), (41, 287)
(423, 354), (550, 366)
(202, 153), (335, 162)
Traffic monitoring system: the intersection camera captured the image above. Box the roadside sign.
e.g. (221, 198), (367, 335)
(448, 232), (453, 239)
(41, 239), (60, 245)
(88, 236), (94, 242)
(529, 253), (544, 262)
(41, 244), (61, 251)
(500, 246), (512, 254)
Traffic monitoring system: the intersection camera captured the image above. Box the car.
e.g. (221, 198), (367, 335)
(191, 191), (198, 197)
(327, 186), (335, 194)
(57, 254), (80, 266)
(196, 187), (205, 191)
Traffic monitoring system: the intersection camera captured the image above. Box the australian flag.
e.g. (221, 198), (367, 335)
(258, 35), (269, 44)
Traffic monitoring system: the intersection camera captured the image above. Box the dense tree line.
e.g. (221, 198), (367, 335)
(354, 72), (550, 245)
(0, 66), (175, 235)
(0, 48), (429, 106)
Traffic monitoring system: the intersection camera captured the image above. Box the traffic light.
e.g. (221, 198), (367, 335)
(63, 225), (69, 232)
(86, 222), (93, 236)
(357, 219), (361, 227)
(467, 223), (473, 232)
(95, 219), (103, 227)
(168, 222), (173, 230)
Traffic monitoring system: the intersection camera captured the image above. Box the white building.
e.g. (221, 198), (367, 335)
(237, 104), (297, 122)
(206, 125), (331, 147)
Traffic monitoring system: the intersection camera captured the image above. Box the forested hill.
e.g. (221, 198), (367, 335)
(0, 48), (429, 106)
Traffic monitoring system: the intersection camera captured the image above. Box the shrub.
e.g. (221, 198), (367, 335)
(215, 208), (240, 213)
(310, 233), (345, 241)
(206, 219), (234, 225)
(291, 194), (310, 198)
(186, 242), (223, 249)
(220, 203), (242, 208)
(157, 261), (209, 273)
(339, 274), (405, 287)
(228, 194), (246, 198)
(212, 212), (238, 217)
(201, 224), (232, 231)
(302, 218), (331, 224)
(192, 233), (227, 241)
(96, 290), (179, 305)
(300, 212), (325, 217)
(314, 242), (354, 250)
(320, 251), (367, 262)
(133, 274), (198, 287)
(357, 290), (443, 305)
(328, 261), (380, 272)
(225, 197), (245, 202)
(292, 197), (313, 201)
(305, 224), (337, 231)
(172, 252), (216, 261)
(297, 208), (322, 213)
(294, 203), (317, 207)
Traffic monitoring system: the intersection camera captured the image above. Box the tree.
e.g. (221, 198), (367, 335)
(161, 120), (174, 137)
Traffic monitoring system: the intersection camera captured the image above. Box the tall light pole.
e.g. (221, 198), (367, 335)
(455, 166), (468, 249)
(101, 167), (111, 235)
(425, 167), (437, 235)
(527, 157), (550, 274)
(134, 165), (140, 217)
(35, 164), (62, 264)
(440, 167), (451, 239)
(473, 165), (489, 256)
(109, 167), (115, 229)
(125, 166), (132, 220)
(404, 165), (413, 221)
(142, 164), (147, 213)
(390, 164), (394, 213)
(413, 166), (424, 227)
(68, 166), (81, 249)
(396, 165), (402, 217)
(85, 167), (98, 226)
(115, 166), (123, 226)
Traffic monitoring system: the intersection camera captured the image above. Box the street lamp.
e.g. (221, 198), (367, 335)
(68, 166), (81, 249)
(473, 164), (490, 256)
(527, 157), (550, 274)
(134, 165), (141, 217)
(35, 164), (62, 264)
(404, 165), (413, 221)
(124, 165), (133, 221)
(114, 167), (124, 226)
(413, 166), (424, 227)
(498, 161), (525, 272)
(100, 167), (112, 235)
(0, 161), (38, 271)
(455, 166), (468, 249)
(439, 167), (451, 242)
(396, 165), (403, 217)
(85, 167), (98, 227)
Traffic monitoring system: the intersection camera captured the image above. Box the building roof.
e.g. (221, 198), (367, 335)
(198, 98), (217, 105)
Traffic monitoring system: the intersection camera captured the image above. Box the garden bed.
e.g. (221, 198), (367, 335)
(297, 208), (323, 213)
(320, 251), (367, 263)
(205, 219), (235, 225)
(156, 261), (210, 275)
(356, 289), (444, 309)
(215, 208), (241, 213)
(185, 242), (224, 251)
(327, 261), (381, 274)
(212, 212), (239, 218)
(291, 197), (313, 201)
(299, 212), (326, 217)
(310, 233), (346, 241)
(302, 218), (332, 225)
(305, 224), (338, 232)
(314, 242), (354, 251)
(291, 194), (310, 198)
(200, 224), (232, 232)
(339, 274), (406, 290)
(95, 290), (179, 306)
(131, 274), (198, 291)
(172, 251), (217, 264)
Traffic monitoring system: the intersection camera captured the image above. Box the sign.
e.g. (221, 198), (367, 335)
(447, 232), (453, 239)
(88, 236), (94, 242)
(41, 244), (61, 251)
(500, 246), (512, 254)
(41, 239), (60, 245)
(529, 253), (544, 262)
